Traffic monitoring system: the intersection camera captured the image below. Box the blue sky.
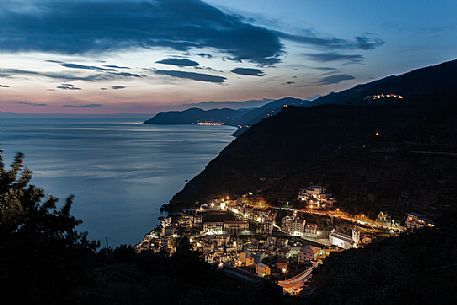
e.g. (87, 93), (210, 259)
(1, 0), (456, 113)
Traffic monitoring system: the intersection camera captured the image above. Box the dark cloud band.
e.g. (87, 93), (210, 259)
(317, 74), (355, 85)
(0, 0), (282, 65)
(306, 53), (364, 64)
(231, 68), (265, 76)
(156, 58), (199, 67)
(155, 70), (226, 83)
(3, 68), (143, 81)
(17, 101), (48, 107)
(56, 83), (81, 90)
(62, 103), (103, 108)
(0, 1), (382, 65)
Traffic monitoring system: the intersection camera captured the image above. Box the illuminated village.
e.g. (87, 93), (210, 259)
(137, 185), (433, 295)
(364, 93), (404, 100)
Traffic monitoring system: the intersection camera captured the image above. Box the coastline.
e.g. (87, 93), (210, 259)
(1, 118), (236, 245)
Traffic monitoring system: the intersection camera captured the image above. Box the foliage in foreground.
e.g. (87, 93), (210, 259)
(0, 152), (286, 305)
(2, 151), (455, 305)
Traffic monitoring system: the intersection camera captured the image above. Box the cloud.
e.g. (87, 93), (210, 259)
(17, 101), (48, 107)
(354, 36), (384, 50)
(103, 64), (130, 69)
(231, 68), (265, 76)
(56, 83), (81, 90)
(46, 60), (63, 64)
(279, 32), (383, 50)
(2, 68), (143, 81)
(182, 98), (272, 110)
(111, 85), (126, 90)
(60, 63), (115, 72)
(109, 71), (144, 78)
(156, 58), (199, 67)
(62, 103), (103, 108)
(197, 53), (213, 59)
(305, 53), (364, 64)
(317, 74), (355, 85)
(0, 0), (283, 65)
(313, 67), (338, 71)
(47, 60), (115, 72)
(155, 70), (226, 83)
(0, 0), (382, 65)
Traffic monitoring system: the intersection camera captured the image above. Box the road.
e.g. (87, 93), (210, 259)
(271, 206), (405, 232)
(277, 264), (317, 295)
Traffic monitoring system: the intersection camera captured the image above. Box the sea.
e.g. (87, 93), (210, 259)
(0, 116), (236, 245)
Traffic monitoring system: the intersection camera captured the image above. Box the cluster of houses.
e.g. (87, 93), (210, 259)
(137, 206), (334, 278)
(364, 93), (404, 101)
(137, 184), (427, 293)
(234, 243), (330, 279)
(298, 185), (336, 209)
(405, 212), (434, 230)
(136, 190), (355, 285)
(280, 211), (321, 238)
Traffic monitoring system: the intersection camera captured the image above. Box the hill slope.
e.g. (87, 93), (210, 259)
(308, 222), (457, 305)
(144, 107), (248, 125)
(144, 97), (308, 129)
(310, 59), (457, 106)
(166, 59), (457, 220)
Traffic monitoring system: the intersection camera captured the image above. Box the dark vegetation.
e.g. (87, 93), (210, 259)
(307, 213), (457, 305)
(168, 60), (457, 220)
(0, 152), (289, 305)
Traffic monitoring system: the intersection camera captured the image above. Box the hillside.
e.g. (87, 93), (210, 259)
(166, 59), (457, 220)
(144, 97), (308, 129)
(310, 59), (457, 106)
(308, 220), (457, 305)
(143, 107), (248, 125)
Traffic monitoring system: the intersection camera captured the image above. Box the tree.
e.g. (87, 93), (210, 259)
(0, 151), (293, 305)
(0, 151), (99, 305)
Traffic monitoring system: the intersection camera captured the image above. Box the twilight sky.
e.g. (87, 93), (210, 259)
(1, 0), (456, 114)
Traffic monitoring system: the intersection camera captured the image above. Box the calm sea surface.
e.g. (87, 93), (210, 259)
(0, 117), (236, 245)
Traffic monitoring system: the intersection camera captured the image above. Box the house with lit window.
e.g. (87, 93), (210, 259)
(202, 221), (224, 233)
(405, 212), (434, 230)
(223, 220), (249, 233)
(298, 245), (322, 264)
(256, 263), (271, 277)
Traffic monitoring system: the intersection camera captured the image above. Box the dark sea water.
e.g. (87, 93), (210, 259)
(0, 117), (236, 245)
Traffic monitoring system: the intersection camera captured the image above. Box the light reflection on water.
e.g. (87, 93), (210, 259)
(0, 117), (235, 245)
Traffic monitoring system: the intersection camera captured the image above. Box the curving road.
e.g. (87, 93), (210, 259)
(277, 264), (317, 295)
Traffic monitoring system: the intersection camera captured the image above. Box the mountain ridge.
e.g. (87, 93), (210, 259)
(144, 97), (308, 131)
(165, 59), (457, 219)
(145, 59), (457, 136)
